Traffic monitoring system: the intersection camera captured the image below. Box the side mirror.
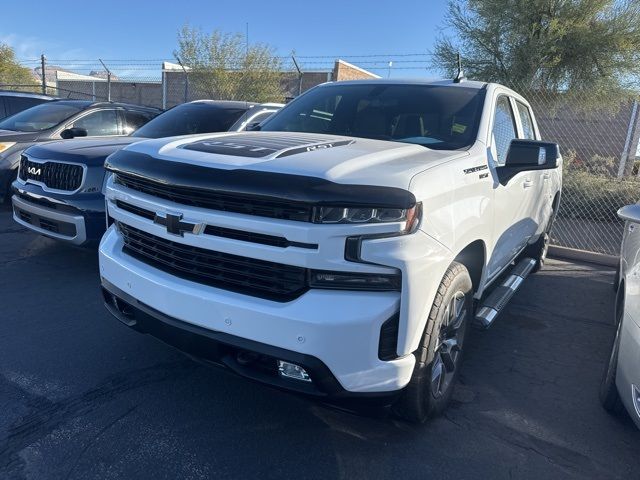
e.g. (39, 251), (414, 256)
(498, 139), (560, 185)
(245, 122), (262, 131)
(60, 127), (88, 139)
(618, 204), (640, 224)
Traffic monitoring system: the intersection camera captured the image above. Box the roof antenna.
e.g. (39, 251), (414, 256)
(453, 52), (466, 83)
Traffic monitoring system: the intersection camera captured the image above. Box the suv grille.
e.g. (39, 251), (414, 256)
(19, 156), (83, 191)
(118, 222), (309, 301)
(114, 173), (313, 222)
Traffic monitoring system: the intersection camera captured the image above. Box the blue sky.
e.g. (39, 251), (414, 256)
(1, 0), (450, 78)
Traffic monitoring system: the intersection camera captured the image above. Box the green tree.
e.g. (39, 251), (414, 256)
(432, 0), (640, 92)
(0, 43), (37, 88)
(176, 26), (284, 102)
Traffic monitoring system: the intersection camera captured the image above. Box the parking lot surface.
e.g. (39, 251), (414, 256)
(0, 205), (638, 480)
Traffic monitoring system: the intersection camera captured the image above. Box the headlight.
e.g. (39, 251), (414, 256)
(308, 270), (401, 291)
(0, 142), (16, 155)
(314, 203), (422, 232)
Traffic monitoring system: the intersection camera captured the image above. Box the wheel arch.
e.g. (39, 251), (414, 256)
(453, 239), (486, 296)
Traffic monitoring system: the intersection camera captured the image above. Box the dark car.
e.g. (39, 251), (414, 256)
(0, 90), (55, 120)
(0, 100), (161, 201)
(11, 100), (280, 246)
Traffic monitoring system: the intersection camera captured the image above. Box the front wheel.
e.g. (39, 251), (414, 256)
(393, 262), (472, 423)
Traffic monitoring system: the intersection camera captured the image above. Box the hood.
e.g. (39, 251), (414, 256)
(117, 131), (466, 189)
(0, 129), (42, 142)
(25, 136), (142, 166)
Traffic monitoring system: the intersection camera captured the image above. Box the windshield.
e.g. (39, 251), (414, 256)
(132, 103), (248, 138)
(0, 102), (84, 132)
(261, 84), (485, 150)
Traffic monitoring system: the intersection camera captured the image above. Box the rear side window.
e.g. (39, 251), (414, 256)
(5, 96), (48, 116)
(123, 110), (156, 134)
(72, 109), (120, 136)
(131, 104), (247, 138)
(515, 101), (536, 140)
(492, 96), (517, 164)
(249, 110), (276, 125)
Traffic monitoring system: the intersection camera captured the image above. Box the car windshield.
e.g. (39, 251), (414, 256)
(0, 102), (84, 132)
(132, 103), (248, 138)
(260, 83), (485, 150)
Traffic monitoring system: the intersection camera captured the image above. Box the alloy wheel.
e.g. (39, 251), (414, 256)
(430, 291), (467, 398)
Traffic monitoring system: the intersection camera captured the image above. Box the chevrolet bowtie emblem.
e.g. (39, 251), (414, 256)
(153, 212), (204, 236)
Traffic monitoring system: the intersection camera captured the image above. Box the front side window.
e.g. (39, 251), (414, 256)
(260, 84), (485, 150)
(72, 109), (120, 136)
(516, 101), (536, 140)
(492, 96), (517, 164)
(0, 103), (83, 132)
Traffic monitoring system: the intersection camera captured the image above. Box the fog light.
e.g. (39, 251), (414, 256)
(277, 360), (311, 382)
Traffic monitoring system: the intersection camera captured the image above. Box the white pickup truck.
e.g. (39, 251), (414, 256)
(99, 79), (562, 422)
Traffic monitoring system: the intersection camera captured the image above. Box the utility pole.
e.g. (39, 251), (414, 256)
(245, 22), (249, 57)
(40, 54), (46, 94)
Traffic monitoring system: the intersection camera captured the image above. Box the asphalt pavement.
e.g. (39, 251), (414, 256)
(0, 205), (638, 479)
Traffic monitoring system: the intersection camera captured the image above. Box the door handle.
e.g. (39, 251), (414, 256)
(523, 179), (534, 189)
(543, 173), (550, 180)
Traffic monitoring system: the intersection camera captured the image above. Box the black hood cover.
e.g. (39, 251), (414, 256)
(182, 134), (354, 159)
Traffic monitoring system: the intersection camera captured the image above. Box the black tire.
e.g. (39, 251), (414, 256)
(599, 287), (625, 414)
(527, 210), (555, 273)
(393, 262), (473, 423)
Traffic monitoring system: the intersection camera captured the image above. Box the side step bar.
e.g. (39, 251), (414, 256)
(474, 257), (536, 329)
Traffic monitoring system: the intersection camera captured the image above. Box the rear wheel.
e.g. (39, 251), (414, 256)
(599, 287), (625, 414)
(393, 262), (472, 423)
(527, 212), (554, 273)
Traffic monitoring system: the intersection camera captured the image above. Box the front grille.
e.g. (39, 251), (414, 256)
(114, 173), (313, 222)
(19, 156), (83, 191)
(115, 200), (317, 249)
(118, 222), (309, 302)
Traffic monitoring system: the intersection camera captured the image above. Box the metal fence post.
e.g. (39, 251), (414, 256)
(40, 54), (46, 94)
(99, 59), (112, 101)
(291, 55), (303, 96)
(174, 56), (189, 103)
(161, 69), (167, 110)
(618, 100), (639, 178)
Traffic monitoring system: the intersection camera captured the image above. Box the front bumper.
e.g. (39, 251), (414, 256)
(99, 226), (416, 394)
(12, 194), (89, 245)
(11, 184), (107, 245)
(616, 313), (640, 429)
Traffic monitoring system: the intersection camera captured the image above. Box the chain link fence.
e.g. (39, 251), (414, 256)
(4, 58), (640, 256)
(517, 84), (640, 256)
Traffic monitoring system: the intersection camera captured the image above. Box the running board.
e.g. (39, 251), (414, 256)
(474, 257), (536, 329)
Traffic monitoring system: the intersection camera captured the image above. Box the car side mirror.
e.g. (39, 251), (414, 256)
(61, 127), (88, 139)
(618, 204), (640, 224)
(497, 139), (560, 185)
(245, 122), (262, 131)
